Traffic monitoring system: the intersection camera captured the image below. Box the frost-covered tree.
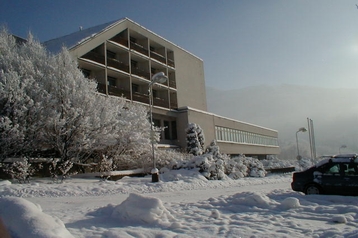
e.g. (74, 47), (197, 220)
(186, 123), (205, 156)
(0, 29), (48, 159)
(0, 28), (155, 169)
(3, 159), (37, 183)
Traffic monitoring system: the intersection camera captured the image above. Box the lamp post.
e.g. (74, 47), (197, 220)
(339, 145), (347, 154)
(296, 127), (307, 160)
(148, 72), (168, 182)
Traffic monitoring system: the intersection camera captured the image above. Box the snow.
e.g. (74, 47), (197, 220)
(1, 170), (358, 238)
(43, 19), (119, 54)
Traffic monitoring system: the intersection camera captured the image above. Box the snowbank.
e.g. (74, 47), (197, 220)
(0, 197), (74, 238)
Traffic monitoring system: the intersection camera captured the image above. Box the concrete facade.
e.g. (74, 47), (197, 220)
(44, 18), (279, 157)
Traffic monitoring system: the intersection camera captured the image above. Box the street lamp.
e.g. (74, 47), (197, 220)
(296, 127), (307, 160)
(339, 145), (347, 154)
(148, 72), (168, 182)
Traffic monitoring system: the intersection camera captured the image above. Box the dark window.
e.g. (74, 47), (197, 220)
(107, 50), (116, 59)
(131, 60), (138, 68)
(152, 119), (160, 127)
(107, 76), (116, 87)
(152, 90), (158, 98)
(171, 121), (177, 139)
(132, 83), (139, 93)
(130, 37), (137, 44)
(81, 68), (91, 78)
(164, 121), (170, 140)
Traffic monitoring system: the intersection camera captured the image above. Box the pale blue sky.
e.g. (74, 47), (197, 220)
(1, 0), (358, 90)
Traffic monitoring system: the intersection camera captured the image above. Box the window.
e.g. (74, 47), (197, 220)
(132, 83), (139, 93)
(81, 68), (91, 78)
(130, 36), (137, 44)
(152, 89), (158, 98)
(171, 121), (177, 140)
(152, 119), (160, 127)
(107, 76), (116, 87)
(164, 120), (170, 140)
(131, 60), (138, 68)
(106, 50), (116, 59)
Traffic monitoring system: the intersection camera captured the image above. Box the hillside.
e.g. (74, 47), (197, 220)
(206, 84), (358, 158)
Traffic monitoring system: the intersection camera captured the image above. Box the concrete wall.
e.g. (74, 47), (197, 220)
(174, 50), (207, 111)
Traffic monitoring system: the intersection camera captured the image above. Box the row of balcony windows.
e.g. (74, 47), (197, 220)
(109, 35), (175, 68)
(98, 83), (178, 109)
(82, 51), (176, 88)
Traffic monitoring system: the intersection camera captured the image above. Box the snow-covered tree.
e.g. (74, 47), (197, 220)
(0, 28), (156, 170)
(3, 159), (37, 183)
(186, 123), (205, 156)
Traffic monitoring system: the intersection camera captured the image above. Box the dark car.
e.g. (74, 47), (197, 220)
(291, 154), (358, 195)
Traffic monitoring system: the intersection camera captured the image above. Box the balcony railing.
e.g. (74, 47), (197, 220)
(82, 51), (105, 65)
(131, 67), (150, 80)
(150, 51), (166, 64)
(169, 78), (176, 88)
(107, 58), (129, 73)
(130, 42), (149, 56)
(153, 97), (169, 108)
(97, 83), (106, 94)
(108, 86), (130, 99)
(110, 35), (128, 47)
(97, 84), (171, 109)
(132, 92), (149, 104)
(168, 59), (175, 68)
(170, 99), (178, 109)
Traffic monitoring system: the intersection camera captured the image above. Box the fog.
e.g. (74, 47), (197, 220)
(206, 84), (358, 159)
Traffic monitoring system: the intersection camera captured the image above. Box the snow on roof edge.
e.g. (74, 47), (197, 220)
(43, 17), (203, 61)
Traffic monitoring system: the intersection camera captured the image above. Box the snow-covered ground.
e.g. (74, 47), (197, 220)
(0, 170), (357, 238)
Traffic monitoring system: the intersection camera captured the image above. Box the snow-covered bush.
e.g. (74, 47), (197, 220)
(186, 123), (205, 156)
(48, 159), (76, 183)
(164, 140), (266, 180)
(97, 155), (115, 180)
(155, 149), (191, 171)
(3, 159), (37, 183)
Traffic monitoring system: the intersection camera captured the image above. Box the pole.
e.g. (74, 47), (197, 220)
(310, 119), (316, 159)
(148, 83), (159, 182)
(296, 131), (300, 159)
(307, 118), (313, 159)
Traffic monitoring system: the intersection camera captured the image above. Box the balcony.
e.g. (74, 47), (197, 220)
(97, 83), (106, 94)
(168, 59), (175, 68)
(169, 78), (176, 88)
(131, 67), (150, 80)
(110, 35), (128, 48)
(82, 51), (105, 65)
(108, 86), (130, 99)
(130, 42), (149, 56)
(170, 98), (178, 109)
(153, 97), (169, 108)
(150, 51), (166, 64)
(107, 58), (129, 73)
(132, 92), (149, 104)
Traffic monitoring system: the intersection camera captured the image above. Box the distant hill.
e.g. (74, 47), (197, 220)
(206, 84), (358, 158)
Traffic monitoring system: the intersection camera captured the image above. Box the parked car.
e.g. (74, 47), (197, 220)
(291, 154), (358, 195)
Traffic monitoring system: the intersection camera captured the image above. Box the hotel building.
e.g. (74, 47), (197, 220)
(44, 18), (279, 159)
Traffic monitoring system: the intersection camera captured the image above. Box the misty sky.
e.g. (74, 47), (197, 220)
(1, 0), (358, 90)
